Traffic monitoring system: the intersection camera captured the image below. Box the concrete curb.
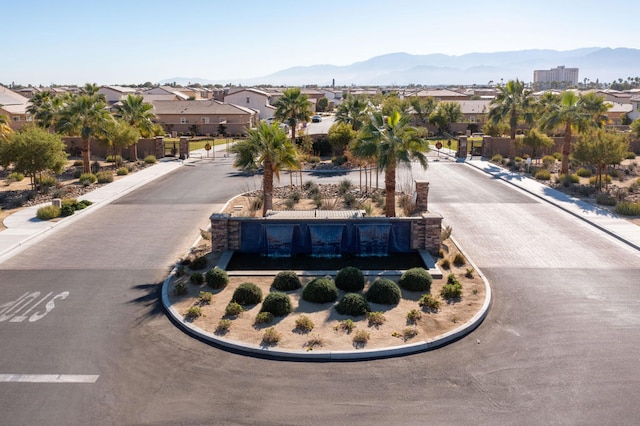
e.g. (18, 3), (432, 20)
(160, 236), (492, 361)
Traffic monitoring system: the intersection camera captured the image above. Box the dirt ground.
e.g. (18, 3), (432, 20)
(168, 238), (486, 352)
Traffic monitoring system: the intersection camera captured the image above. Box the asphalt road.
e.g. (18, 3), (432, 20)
(1, 154), (639, 425)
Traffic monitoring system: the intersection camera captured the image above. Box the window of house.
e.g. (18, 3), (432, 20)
(12, 116), (19, 121)
(180, 117), (187, 124)
(201, 117), (210, 124)
(246, 97), (250, 104)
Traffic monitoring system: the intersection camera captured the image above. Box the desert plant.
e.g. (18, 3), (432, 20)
(190, 256), (208, 270)
(625, 151), (636, 159)
(534, 169), (551, 180)
(615, 201), (640, 216)
(342, 192), (359, 208)
(144, 155), (157, 164)
(541, 155), (556, 168)
(366, 278), (401, 305)
(552, 152), (563, 161)
(465, 268), (475, 278)
(398, 193), (417, 216)
(225, 302), (244, 317)
(576, 167), (593, 177)
(185, 305), (202, 319)
(418, 294), (441, 312)
(261, 327), (281, 345)
(95, 171), (113, 183)
(304, 336), (325, 351)
(254, 311), (274, 324)
(335, 266), (365, 292)
(334, 319), (356, 333)
(452, 253), (466, 267)
(173, 282), (188, 296)
(78, 173), (97, 186)
(116, 167), (129, 176)
(198, 291), (213, 304)
(216, 319), (232, 334)
(206, 267), (229, 289)
(367, 311), (386, 327)
(402, 327), (419, 340)
(295, 315), (315, 332)
(36, 205), (61, 220)
(558, 174), (580, 184)
(260, 292), (293, 317)
(352, 330), (370, 346)
(406, 309), (422, 323)
(60, 204), (75, 217)
(7, 171), (25, 182)
(398, 267), (432, 292)
(271, 270), (302, 291)
(491, 154), (503, 163)
(335, 293), (370, 316)
(595, 193), (617, 206)
(189, 272), (204, 284)
(337, 178), (352, 195)
(231, 282), (263, 305)
(441, 225), (452, 241)
(441, 275), (463, 301)
(302, 277), (339, 303)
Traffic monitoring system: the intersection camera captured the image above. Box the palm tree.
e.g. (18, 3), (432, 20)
(56, 94), (112, 173)
(26, 91), (67, 131)
(230, 122), (299, 217)
(335, 95), (368, 131)
(113, 94), (156, 161)
(273, 88), (312, 142)
(579, 92), (610, 127)
(539, 91), (591, 174)
(488, 79), (533, 157)
(353, 110), (429, 217)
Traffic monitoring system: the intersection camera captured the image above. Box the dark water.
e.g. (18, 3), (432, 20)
(226, 251), (425, 271)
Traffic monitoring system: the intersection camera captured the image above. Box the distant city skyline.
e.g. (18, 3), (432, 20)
(2, 0), (639, 86)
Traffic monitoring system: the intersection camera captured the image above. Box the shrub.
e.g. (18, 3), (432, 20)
(302, 277), (338, 303)
(36, 174), (57, 188)
(452, 253), (466, 267)
(615, 201), (640, 216)
(367, 311), (386, 327)
(144, 155), (157, 164)
(72, 160), (84, 167)
(271, 271), (302, 291)
(304, 336), (325, 351)
(60, 205), (75, 217)
(589, 175), (612, 185)
(335, 266), (365, 292)
(534, 169), (551, 180)
(595, 193), (617, 206)
(262, 327), (281, 345)
(106, 155), (123, 163)
(366, 278), (401, 305)
(95, 171), (113, 183)
(342, 193), (358, 208)
(335, 293), (370, 316)
(337, 178), (352, 194)
(173, 282), (188, 296)
(407, 309), (422, 323)
(78, 173), (97, 186)
(185, 306), (202, 319)
(441, 275), (463, 301)
(576, 167), (593, 177)
(190, 256), (208, 270)
(542, 155), (556, 168)
(254, 311), (274, 324)
(552, 152), (562, 161)
(625, 151), (636, 159)
(465, 268), (475, 279)
(398, 268), (432, 292)
(231, 282), (263, 305)
(36, 205), (61, 220)
(352, 330), (370, 346)
(441, 225), (452, 241)
(225, 302), (244, 317)
(7, 171), (24, 182)
(189, 272), (204, 284)
(491, 154), (503, 163)
(175, 264), (185, 277)
(334, 319), (356, 333)
(295, 315), (315, 332)
(260, 292), (293, 317)
(216, 319), (232, 334)
(206, 267), (229, 289)
(116, 167), (129, 176)
(332, 155), (347, 166)
(558, 174), (580, 184)
(418, 294), (441, 311)
(198, 291), (213, 304)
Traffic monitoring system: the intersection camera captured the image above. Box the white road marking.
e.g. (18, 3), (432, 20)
(0, 374), (99, 383)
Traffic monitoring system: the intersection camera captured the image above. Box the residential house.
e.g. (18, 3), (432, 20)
(629, 96), (640, 122)
(0, 85), (31, 130)
(141, 86), (190, 100)
(98, 85), (139, 104)
(406, 88), (470, 101)
(151, 99), (258, 136)
(224, 88), (274, 120)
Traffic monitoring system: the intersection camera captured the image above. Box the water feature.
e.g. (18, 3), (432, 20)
(308, 224), (344, 257)
(264, 224), (296, 257)
(357, 224), (391, 257)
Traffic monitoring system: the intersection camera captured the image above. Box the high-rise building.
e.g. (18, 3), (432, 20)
(533, 65), (579, 89)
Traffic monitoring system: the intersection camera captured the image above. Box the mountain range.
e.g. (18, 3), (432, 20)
(162, 47), (640, 87)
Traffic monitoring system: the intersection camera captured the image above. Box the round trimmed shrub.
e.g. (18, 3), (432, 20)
(144, 155), (157, 164)
(335, 293), (370, 316)
(60, 205), (75, 217)
(335, 266), (365, 292)
(36, 205), (61, 220)
(190, 256), (208, 270)
(534, 169), (551, 181)
(205, 267), (229, 289)
(260, 292), (292, 317)
(366, 278), (401, 305)
(231, 282), (263, 305)
(78, 173), (97, 186)
(116, 167), (129, 176)
(96, 171), (114, 183)
(398, 267), (433, 292)
(272, 270), (302, 291)
(302, 277), (338, 303)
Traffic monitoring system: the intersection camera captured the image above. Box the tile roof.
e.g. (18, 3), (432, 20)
(151, 100), (254, 115)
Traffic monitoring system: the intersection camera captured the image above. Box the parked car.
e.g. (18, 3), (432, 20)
(311, 115), (322, 123)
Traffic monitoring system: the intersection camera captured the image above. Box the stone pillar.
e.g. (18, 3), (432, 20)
(154, 137), (165, 159)
(179, 137), (189, 160)
(457, 136), (468, 158)
(209, 213), (231, 253)
(423, 213), (443, 255)
(414, 180), (430, 213)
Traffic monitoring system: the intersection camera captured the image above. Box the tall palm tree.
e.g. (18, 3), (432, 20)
(335, 95), (368, 131)
(353, 110), (429, 217)
(113, 94), (156, 160)
(26, 90), (67, 131)
(230, 122), (299, 217)
(539, 91), (591, 174)
(273, 88), (312, 142)
(578, 92), (610, 127)
(56, 93), (112, 173)
(488, 79), (533, 157)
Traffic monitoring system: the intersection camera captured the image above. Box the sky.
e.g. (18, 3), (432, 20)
(2, 0), (638, 86)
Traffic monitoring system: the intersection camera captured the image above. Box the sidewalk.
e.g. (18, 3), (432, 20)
(465, 158), (640, 251)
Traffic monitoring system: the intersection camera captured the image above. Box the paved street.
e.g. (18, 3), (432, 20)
(0, 152), (639, 424)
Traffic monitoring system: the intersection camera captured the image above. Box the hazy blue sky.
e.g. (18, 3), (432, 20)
(2, 0), (637, 86)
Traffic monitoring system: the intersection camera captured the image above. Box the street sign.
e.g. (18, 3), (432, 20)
(435, 142), (443, 150)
